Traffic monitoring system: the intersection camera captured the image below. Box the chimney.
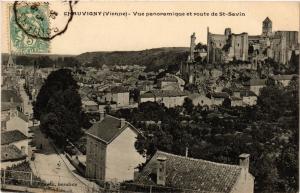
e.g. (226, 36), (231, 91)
(99, 109), (105, 121)
(185, 147), (189, 157)
(120, 118), (126, 128)
(156, 155), (167, 186)
(239, 153), (250, 172)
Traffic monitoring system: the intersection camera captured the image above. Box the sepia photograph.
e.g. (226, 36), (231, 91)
(0, 1), (299, 193)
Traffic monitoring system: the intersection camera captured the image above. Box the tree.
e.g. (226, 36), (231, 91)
(130, 88), (140, 102)
(289, 50), (299, 73)
(33, 69), (84, 147)
(183, 98), (194, 114)
(222, 98), (231, 108)
(195, 42), (207, 51)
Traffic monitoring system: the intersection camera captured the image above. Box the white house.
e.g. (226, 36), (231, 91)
(1, 130), (29, 169)
(243, 79), (266, 96)
(5, 109), (29, 136)
(85, 112), (145, 182)
(140, 90), (187, 108)
(98, 86), (130, 107)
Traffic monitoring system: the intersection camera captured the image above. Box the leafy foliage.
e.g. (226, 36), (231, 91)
(33, 69), (85, 147)
(114, 78), (299, 192)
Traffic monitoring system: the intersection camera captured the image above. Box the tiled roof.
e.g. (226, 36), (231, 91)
(1, 145), (26, 162)
(137, 80), (154, 86)
(140, 92), (155, 98)
(1, 89), (22, 103)
(240, 90), (257, 97)
(135, 150), (242, 193)
(272, 74), (298, 81)
(82, 100), (98, 106)
(105, 86), (129, 93)
(211, 92), (229, 98)
(231, 96), (242, 101)
(86, 115), (138, 144)
(1, 130), (27, 145)
(158, 76), (178, 82)
(243, 79), (266, 86)
(140, 90), (187, 98)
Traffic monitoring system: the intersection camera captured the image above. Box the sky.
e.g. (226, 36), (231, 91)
(1, 1), (299, 55)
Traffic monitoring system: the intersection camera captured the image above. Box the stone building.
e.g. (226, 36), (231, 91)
(98, 86), (130, 107)
(140, 90), (187, 108)
(85, 113), (145, 182)
(135, 150), (254, 193)
(207, 27), (249, 64)
(181, 17), (299, 84)
(249, 17), (298, 65)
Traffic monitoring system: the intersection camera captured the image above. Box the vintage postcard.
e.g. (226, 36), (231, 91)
(0, 1), (299, 193)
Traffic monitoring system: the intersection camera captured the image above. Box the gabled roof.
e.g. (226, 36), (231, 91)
(1, 130), (27, 145)
(7, 55), (15, 67)
(1, 145), (26, 162)
(272, 74), (298, 81)
(105, 86), (129, 93)
(86, 115), (139, 144)
(158, 76), (178, 82)
(240, 90), (257, 97)
(231, 96), (242, 101)
(211, 92), (229, 98)
(243, 79), (266, 86)
(83, 100), (98, 106)
(140, 90), (187, 98)
(263, 17), (272, 23)
(135, 150), (243, 193)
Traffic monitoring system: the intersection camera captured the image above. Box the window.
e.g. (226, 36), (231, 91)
(237, 43), (240, 47)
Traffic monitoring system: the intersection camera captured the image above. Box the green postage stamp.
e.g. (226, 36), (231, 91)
(9, 2), (50, 54)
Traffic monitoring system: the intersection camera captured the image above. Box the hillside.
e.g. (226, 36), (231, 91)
(76, 47), (189, 72)
(2, 47), (189, 72)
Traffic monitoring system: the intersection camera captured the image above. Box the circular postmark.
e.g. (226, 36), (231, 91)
(13, 1), (75, 41)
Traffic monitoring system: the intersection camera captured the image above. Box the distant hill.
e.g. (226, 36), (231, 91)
(2, 47), (189, 72)
(76, 47), (189, 72)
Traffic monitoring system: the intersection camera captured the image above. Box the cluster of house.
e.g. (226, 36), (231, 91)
(1, 61), (30, 168)
(66, 111), (254, 192)
(79, 70), (189, 112)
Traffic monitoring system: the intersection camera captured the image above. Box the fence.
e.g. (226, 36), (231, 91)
(1, 169), (224, 193)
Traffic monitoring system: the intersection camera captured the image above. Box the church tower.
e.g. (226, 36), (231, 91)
(262, 17), (272, 36)
(6, 55), (16, 69)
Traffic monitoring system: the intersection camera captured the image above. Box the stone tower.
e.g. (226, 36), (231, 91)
(189, 32), (196, 62)
(262, 17), (272, 36)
